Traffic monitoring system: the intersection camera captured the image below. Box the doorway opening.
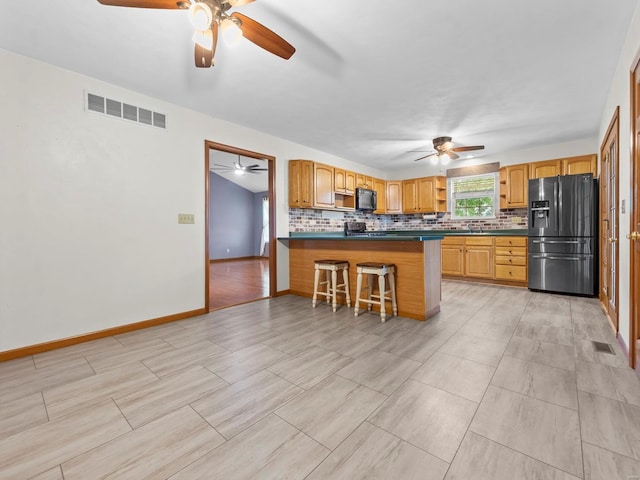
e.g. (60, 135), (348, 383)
(204, 141), (276, 311)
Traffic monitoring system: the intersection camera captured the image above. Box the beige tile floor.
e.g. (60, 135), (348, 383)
(2, 281), (640, 479)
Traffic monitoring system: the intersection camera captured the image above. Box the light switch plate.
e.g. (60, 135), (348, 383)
(178, 213), (195, 224)
(621, 199), (626, 214)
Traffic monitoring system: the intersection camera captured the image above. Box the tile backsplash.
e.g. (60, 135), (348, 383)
(289, 208), (528, 232)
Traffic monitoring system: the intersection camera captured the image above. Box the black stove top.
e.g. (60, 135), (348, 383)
(344, 222), (386, 237)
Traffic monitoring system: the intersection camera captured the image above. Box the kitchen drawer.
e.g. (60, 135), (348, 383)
(464, 236), (494, 246)
(442, 236), (465, 245)
(495, 255), (527, 266)
(495, 236), (527, 247)
(495, 246), (526, 257)
(495, 264), (527, 282)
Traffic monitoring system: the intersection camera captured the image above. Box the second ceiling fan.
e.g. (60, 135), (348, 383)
(414, 136), (485, 164)
(97, 0), (296, 68)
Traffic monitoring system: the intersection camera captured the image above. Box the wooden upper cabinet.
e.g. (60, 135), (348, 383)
(288, 160), (313, 208)
(386, 181), (403, 213)
(529, 159), (562, 179)
(562, 154), (597, 177)
(334, 168), (356, 195)
(313, 163), (335, 208)
(402, 176), (446, 213)
(372, 178), (386, 214)
(402, 179), (419, 212)
(334, 168), (347, 193)
(345, 171), (356, 194)
(356, 174), (373, 189)
(500, 164), (528, 209)
(528, 155), (597, 179)
(418, 177), (436, 213)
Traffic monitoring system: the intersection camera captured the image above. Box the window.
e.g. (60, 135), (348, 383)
(450, 173), (498, 219)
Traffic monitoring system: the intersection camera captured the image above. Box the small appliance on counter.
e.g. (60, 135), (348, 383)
(528, 173), (598, 295)
(344, 222), (387, 237)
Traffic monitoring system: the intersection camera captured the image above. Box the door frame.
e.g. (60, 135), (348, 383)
(599, 106), (620, 332)
(204, 140), (277, 311)
(629, 59), (640, 370)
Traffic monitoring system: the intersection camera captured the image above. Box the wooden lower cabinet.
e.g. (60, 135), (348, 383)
(494, 236), (527, 284)
(441, 237), (464, 276)
(464, 237), (494, 279)
(441, 235), (527, 285)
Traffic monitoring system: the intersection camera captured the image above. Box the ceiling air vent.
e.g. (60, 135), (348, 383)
(86, 92), (167, 130)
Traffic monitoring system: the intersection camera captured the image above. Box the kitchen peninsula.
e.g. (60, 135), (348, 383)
(283, 233), (443, 320)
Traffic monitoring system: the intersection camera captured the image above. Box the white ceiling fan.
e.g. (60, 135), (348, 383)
(211, 155), (267, 175)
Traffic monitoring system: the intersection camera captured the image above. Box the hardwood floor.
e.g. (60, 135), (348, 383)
(209, 258), (270, 310)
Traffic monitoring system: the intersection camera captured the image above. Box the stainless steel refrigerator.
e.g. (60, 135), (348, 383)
(528, 173), (598, 295)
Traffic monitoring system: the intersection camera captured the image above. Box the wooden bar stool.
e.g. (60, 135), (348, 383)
(354, 262), (397, 322)
(312, 260), (351, 312)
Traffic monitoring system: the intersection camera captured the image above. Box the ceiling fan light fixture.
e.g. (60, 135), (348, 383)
(440, 153), (451, 165)
(189, 2), (213, 31)
(430, 156), (439, 166)
(221, 17), (243, 46)
(192, 28), (214, 50)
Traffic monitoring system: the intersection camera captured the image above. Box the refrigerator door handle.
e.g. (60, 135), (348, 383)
(556, 177), (561, 233)
(531, 239), (586, 244)
(530, 254), (592, 260)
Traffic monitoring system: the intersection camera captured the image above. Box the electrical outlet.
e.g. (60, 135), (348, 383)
(178, 213), (195, 224)
(511, 216), (521, 224)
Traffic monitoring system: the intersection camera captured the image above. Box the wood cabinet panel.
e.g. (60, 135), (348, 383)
(442, 244), (464, 276)
(500, 164), (528, 208)
(495, 246), (527, 257)
(334, 168), (347, 193)
(288, 160), (313, 208)
(373, 177), (386, 214)
(314, 163), (334, 208)
(402, 179), (418, 213)
(356, 174), (373, 189)
(495, 265), (527, 282)
(418, 177), (435, 212)
(402, 176), (446, 213)
(386, 181), (403, 213)
(495, 237), (527, 247)
(495, 255), (527, 266)
(494, 236), (527, 285)
(529, 160), (562, 179)
(562, 154), (597, 177)
(465, 245), (494, 278)
(345, 171), (356, 194)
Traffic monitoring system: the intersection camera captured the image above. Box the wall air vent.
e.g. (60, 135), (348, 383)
(85, 92), (167, 130)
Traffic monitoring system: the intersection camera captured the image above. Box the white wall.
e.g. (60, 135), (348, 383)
(0, 48), (387, 352)
(597, 2), (640, 352)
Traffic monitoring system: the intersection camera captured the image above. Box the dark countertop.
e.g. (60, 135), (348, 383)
(279, 229), (527, 241)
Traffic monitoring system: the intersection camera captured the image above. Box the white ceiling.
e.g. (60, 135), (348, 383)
(0, 1), (637, 171)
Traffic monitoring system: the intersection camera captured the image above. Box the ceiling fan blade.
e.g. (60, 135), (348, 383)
(414, 152), (437, 162)
(248, 168), (268, 171)
(195, 43), (214, 68)
(448, 151), (460, 160)
(231, 12), (295, 59)
(194, 23), (218, 68)
(212, 163), (232, 168)
(97, 0), (186, 8)
(451, 145), (485, 153)
(226, 0), (256, 6)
